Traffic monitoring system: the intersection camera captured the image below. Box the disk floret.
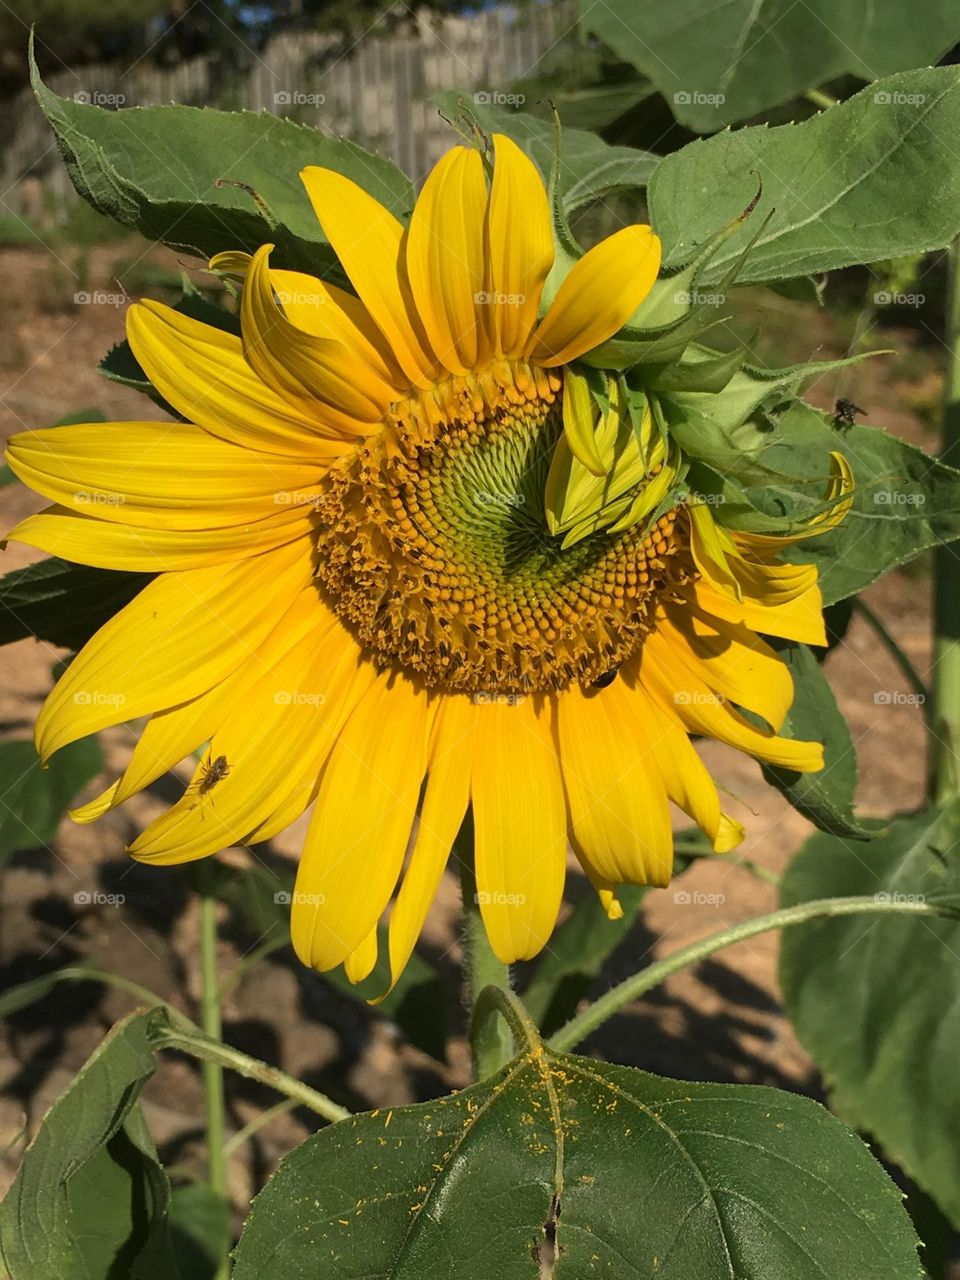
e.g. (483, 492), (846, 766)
(314, 367), (691, 694)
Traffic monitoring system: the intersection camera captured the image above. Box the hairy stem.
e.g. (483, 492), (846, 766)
(473, 985), (541, 1058)
(805, 87), (839, 110)
(222, 1098), (300, 1159)
(198, 885), (230, 1280)
(933, 240), (960, 802)
(548, 895), (960, 1053)
(853, 599), (932, 728)
(455, 820), (514, 1080)
(155, 1024), (351, 1123)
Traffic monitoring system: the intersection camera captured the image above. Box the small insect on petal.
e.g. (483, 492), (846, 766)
(197, 754), (231, 796)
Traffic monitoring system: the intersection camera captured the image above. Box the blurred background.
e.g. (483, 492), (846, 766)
(0, 0), (954, 1270)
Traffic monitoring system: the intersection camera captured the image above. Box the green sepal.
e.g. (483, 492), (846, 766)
(539, 108), (588, 314)
(582, 187), (768, 372)
(645, 334), (757, 395)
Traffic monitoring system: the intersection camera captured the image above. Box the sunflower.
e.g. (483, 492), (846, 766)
(5, 134), (828, 990)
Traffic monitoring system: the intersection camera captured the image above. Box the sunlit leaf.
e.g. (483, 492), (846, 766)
(781, 802), (960, 1227)
(583, 0), (960, 131)
(650, 69), (960, 281)
(235, 1045), (920, 1279)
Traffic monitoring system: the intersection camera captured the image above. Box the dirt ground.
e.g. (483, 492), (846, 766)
(0, 243), (940, 1228)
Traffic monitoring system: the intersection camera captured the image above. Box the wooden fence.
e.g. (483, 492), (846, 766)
(0, 2), (574, 229)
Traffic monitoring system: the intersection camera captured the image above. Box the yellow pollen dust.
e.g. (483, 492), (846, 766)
(313, 362), (692, 694)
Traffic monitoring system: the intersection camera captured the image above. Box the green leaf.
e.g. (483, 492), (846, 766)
(666, 397), (960, 604)
(660, 352), (872, 446)
(780, 802), (960, 1227)
(775, 406), (960, 605)
(0, 1010), (176, 1280)
(0, 557), (153, 650)
(31, 40), (414, 276)
(536, 81), (655, 133)
(234, 1045), (920, 1279)
(0, 737), (103, 867)
(649, 69), (960, 283)
(434, 93), (658, 210)
(761, 642), (874, 839)
(169, 1183), (232, 1280)
(51, 408), (108, 426)
(583, 0), (960, 131)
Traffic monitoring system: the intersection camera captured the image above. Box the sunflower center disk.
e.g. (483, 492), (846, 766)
(314, 365), (689, 695)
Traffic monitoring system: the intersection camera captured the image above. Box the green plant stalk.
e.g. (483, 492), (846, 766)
(853, 598), (931, 720)
(804, 87), (838, 110)
(223, 1098), (299, 1159)
(455, 822), (514, 1080)
(548, 894), (960, 1053)
(0, 963), (194, 1025)
(0, 960), (350, 1123)
(933, 240), (960, 803)
(673, 842), (781, 887)
(217, 934), (287, 1001)
(198, 885), (230, 1280)
(473, 984), (542, 1058)
(155, 1024), (350, 1123)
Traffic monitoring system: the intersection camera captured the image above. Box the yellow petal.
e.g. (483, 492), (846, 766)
(241, 245), (396, 426)
(9, 503), (314, 571)
(344, 928), (379, 984)
(689, 505), (820, 609)
(126, 300), (350, 457)
(405, 145), (488, 374)
(72, 673), (242, 823)
(569, 837), (625, 921)
(291, 672), (433, 971)
(36, 540), (312, 761)
(5, 422), (326, 530)
(382, 694), (475, 995)
(300, 166), (438, 387)
(486, 133), (553, 358)
(660, 602), (794, 732)
(210, 250), (405, 389)
(471, 696), (566, 962)
(641, 632), (824, 772)
(526, 224), (661, 367)
(131, 607), (375, 863)
(629, 679), (741, 853)
(693, 578), (827, 647)
(687, 502), (741, 599)
(557, 681), (672, 886)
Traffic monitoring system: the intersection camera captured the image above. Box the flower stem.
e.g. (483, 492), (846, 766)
(197, 878), (229, 1280)
(547, 894), (960, 1053)
(932, 240), (960, 802)
(455, 820), (514, 1080)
